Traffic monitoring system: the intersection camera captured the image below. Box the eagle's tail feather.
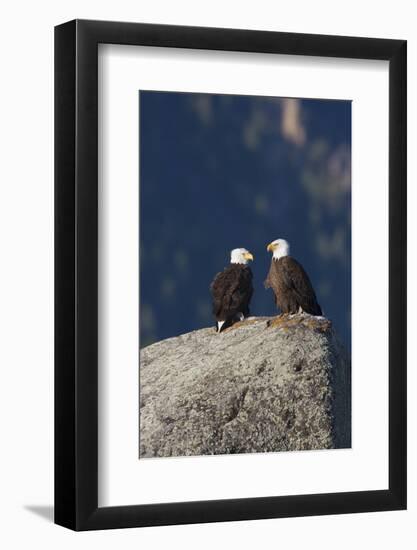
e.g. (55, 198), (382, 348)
(217, 320), (226, 332)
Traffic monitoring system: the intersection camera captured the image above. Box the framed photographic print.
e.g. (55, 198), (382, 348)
(55, 19), (406, 530)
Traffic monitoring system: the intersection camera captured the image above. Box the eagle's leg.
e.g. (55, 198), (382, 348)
(277, 312), (290, 320)
(267, 312), (288, 328)
(288, 308), (302, 318)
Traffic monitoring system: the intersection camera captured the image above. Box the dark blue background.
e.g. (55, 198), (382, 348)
(140, 91), (351, 351)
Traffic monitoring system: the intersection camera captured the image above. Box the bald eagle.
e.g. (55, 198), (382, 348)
(210, 248), (254, 332)
(265, 239), (322, 316)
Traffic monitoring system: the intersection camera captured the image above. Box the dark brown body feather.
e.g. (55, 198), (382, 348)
(211, 264), (253, 331)
(264, 256), (322, 315)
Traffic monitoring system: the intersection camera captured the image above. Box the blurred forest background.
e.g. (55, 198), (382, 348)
(140, 91), (351, 351)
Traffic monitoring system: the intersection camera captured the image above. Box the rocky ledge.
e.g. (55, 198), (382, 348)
(139, 315), (351, 458)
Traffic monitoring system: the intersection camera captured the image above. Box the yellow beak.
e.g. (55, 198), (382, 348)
(267, 243), (274, 252)
(244, 252), (254, 261)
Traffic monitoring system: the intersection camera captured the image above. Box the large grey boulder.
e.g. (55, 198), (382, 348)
(139, 315), (351, 458)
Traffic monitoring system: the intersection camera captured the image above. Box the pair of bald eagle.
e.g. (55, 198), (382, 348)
(211, 239), (322, 332)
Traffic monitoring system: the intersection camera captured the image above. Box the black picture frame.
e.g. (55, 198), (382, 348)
(55, 19), (407, 531)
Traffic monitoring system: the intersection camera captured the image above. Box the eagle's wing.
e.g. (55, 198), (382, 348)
(210, 270), (228, 317)
(236, 267), (253, 313)
(280, 257), (321, 314)
(224, 267), (253, 313)
(210, 271), (222, 292)
(211, 267), (253, 318)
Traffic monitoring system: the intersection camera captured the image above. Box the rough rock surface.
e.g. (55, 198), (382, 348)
(139, 315), (351, 458)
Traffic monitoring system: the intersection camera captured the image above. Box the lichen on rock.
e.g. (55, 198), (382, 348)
(139, 314), (351, 458)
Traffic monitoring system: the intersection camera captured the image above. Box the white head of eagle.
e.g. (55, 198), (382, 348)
(266, 238), (290, 260)
(230, 248), (254, 265)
